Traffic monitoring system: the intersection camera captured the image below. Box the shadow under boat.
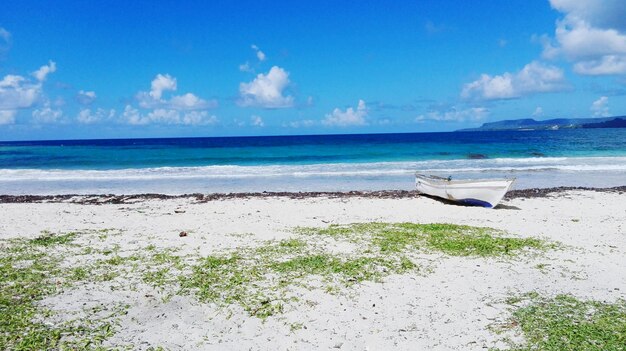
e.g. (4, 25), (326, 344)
(417, 193), (521, 210)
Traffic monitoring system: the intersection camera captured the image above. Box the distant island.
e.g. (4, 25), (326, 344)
(458, 116), (626, 132)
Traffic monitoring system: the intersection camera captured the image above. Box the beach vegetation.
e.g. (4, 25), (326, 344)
(290, 322), (304, 332)
(298, 222), (549, 257)
(31, 230), (77, 247)
(497, 294), (626, 351)
(151, 250), (183, 267)
(69, 266), (90, 281)
(178, 223), (551, 318)
(0, 231), (127, 350)
(180, 238), (417, 318)
(534, 263), (550, 274)
(0, 222), (558, 347)
(143, 267), (173, 288)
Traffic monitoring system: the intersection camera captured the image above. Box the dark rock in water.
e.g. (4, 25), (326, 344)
(467, 153), (487, 159)
(531, 152), (546, 157)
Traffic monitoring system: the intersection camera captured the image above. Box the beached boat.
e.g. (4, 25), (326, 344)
(415, 174), (515, 208)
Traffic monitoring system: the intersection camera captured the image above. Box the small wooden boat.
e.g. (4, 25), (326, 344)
(415, 174), (515, 208)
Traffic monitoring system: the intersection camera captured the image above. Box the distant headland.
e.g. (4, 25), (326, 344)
(458, 116), (626, 132)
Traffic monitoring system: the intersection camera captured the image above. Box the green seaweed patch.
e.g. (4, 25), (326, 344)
(141, 249), (188, 292)
(30, 231), (78, 247)
(0, 229), (196, 348)
(496, 294), (626, 351)
(181, 239), (417, 318)
(0, 231), (124, 350)
(271, 254), (407, 282)
(298, 222), (550, 257)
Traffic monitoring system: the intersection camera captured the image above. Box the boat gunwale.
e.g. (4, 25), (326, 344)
(415, 173), (516, 185)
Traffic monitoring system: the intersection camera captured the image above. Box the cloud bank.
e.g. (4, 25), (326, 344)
(137, 74), (217, 110)
(416, 106), (489, 122)
(0, 61), (57, 124)
(461, 61), (568, 100)
(544, 0), (626, 75)
(122, 106), (218, 126)
(590, 96), (610, 117)
(323, 100), (368, 126)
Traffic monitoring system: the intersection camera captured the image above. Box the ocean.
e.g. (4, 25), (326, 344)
(1, 129), (625, 195)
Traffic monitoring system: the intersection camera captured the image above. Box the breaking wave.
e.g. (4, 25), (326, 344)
(1, 156), (625, 182)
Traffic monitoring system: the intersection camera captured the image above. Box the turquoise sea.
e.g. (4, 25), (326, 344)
(1, 129), (625, 194)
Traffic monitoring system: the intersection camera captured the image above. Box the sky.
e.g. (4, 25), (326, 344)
(1, 0), (626, 141)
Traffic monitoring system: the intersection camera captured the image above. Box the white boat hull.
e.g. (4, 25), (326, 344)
(415, 174), (515, 208)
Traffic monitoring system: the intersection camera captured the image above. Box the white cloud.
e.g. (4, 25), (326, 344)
(181, 111), (218, 126)
(136, 92), (156, 108)
(77, 108), (115, 124)
(322, 100), (368, 126)
(144, 109), (180, 125)
(285, 119), (315, 128)
(461, 61), (568, 100)
(127, 76), (219, 126)
(0, 62), (56, 119)
(257, 51), (266, 62)
(238, 66), (294, 108)
(0, 110), (16, 125)
(239, 62), (252, 72)
(239, 45), (267, 72)
(149, 74), (177, 99)
(591, 96), (610, 117)
(544, 0), (626, 75)
(251, 44), (266, 61)
(572, 55), (626, 75)
(250, 115), (264, 127)
(76, 90), (97, 105)
(122, 105), (142, 125)
(532, 106), (544, 117)
(32, 61), (56, 82)
(549, 0), (626, 31)
(137, 74), (217, 110)
(122, 105), (218, 126)
(32, 102), (63, 123)
(169, 93), (211, 110)
(0, 75), (40, 110)
(416, 107), (489, 122)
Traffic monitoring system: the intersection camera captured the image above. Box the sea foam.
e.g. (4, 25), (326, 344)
(0, 156), (625, 181)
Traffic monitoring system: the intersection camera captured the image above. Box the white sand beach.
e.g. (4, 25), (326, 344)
(1, 189), (625, 350)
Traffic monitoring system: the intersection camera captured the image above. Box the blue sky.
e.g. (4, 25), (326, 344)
(1, 0), (626, 140)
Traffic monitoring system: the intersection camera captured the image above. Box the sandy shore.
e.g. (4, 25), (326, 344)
(1, 189), (625, 350)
